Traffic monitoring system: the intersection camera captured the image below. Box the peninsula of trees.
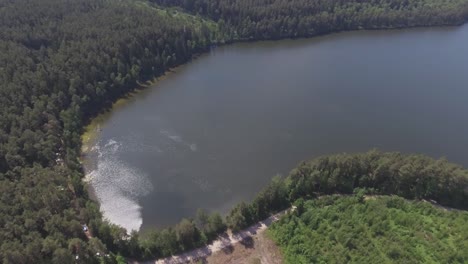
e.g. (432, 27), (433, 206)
(1, 0), (468, 262)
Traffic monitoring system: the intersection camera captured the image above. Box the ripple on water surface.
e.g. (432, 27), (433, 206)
(87, 139), (153, 232)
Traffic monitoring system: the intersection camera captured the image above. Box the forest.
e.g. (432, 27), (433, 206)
(85, 151), (468, 261)
(268, 194), (468, 263)
(152, 0), (468, 40)
(0, 0), (215, 262)
(0, 0), (468, 262)
(223, 150), (468, 232)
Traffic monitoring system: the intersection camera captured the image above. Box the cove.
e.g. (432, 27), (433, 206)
(83, 24), (468, 232)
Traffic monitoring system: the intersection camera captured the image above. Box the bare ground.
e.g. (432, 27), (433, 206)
(201, 230), (283, 264)
(138, 208), (293, 264)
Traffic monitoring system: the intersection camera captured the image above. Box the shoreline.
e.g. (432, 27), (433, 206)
(132, 207), (295, 264)
(135, 195), (467, 263)
(78, 59), (206, 230)
(80, 64), (191, 155)
(79, 22), (465, 156)
(79, 58), (201, 181)
(78, 22), (467, 232)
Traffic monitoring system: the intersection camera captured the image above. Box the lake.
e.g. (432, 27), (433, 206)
(83, 24), (468, 232)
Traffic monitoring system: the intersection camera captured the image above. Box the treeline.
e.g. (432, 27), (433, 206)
(80, 208), (226, 260)
(1, 0), (468, 261)
(119, 151), (468, 261)
(224, 151), (468, 233)
(105, 176), (287, 260)
(152, 0), (468, 40)
(137, 210), (225, 259)
(287, 150), (468, 208)
(0, 0), (216, 262)
(269, 195), (468, 263)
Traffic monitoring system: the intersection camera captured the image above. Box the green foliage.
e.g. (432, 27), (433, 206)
(181, 149), (468, 262)
(137, 212), (226, 260)
(115, 254), (126, 264)
(252, 176), (289, 219)
(286, 151), (468, 209)
(1, 0), (468, 260)
(227, 176), (290, 231)
(153, 0), (468, 40)
(353, 187), (367, 203)
(227, 202), (254, 231)
(0, 0), (218, 262)
(269, 195), (468, 264)
(195, 209), (226, 240)
(175, 219), (201, 250)
(225, 150), (468, 233)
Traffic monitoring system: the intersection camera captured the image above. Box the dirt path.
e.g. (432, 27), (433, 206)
(139, 207), (294, 264)
(204, 228), (283, 264)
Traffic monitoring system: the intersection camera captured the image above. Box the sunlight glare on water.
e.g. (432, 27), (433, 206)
(88, 139), (153, 232)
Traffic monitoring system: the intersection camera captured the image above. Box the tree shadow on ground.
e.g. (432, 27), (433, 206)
(222, 244), (234, 254)
(240, 236), (255, 249)
(219, 233), (230, 240)
(192, 257), (208, 264)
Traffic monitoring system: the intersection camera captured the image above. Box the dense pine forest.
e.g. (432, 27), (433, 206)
(1, 0), (468, 262)
(153, 0), (468, 40)
(0, 0), (215, 262)
(269, 195), (468, 263)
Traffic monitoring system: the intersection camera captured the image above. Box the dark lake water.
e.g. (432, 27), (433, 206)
(84, 25), (468, 232)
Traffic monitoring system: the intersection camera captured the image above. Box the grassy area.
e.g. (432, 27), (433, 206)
(269, 195), (468, 263)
